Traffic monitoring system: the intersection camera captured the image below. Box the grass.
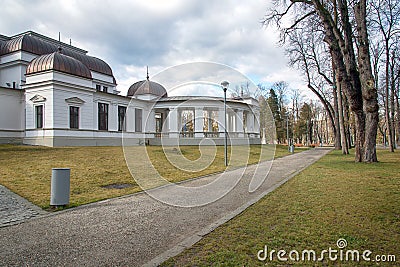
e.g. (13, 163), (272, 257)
(0, 144), (307, 209)
(162, 149), (400, 266)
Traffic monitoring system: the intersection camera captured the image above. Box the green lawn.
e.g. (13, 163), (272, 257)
(162, 149), (400, 266)
(0, 144), (306, 209)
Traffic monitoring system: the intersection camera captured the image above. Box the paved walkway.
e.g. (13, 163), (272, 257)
(0, 147), (331, 266)
(0, 185), (47, 227)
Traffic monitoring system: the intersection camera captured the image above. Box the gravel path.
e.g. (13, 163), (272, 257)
(0, 147), (331, 266)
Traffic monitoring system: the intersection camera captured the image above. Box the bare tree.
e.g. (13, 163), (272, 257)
(286, 28), (340, 149)
(371, 0), (400, 151)
(264, 0), (379, 162)
(271, 81), (289, 113)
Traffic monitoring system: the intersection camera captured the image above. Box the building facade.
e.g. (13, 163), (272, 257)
(0, 31), (260, 147)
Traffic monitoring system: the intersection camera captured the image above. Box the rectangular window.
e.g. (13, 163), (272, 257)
(69, 106), (79, 129)
(98, 103), (109, 130)
(103, 86), (108, 93)
(96, 84), (101, 91)
(135, 108), (142, 132)
(35, 105), (43, 128)
(155, 113), (162, 133)
(118, 106), (127, 131)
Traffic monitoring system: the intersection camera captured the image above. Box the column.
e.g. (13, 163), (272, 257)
(207, 110), (213, 132)
(168, 107), (179, 138)
(228, 112), (235, 133)
(109, 102), (118, 131)
(248, 112), (255, 134)
(145, 109), (155, 133)
(236, 109), (244, 138)
(218, 107), (225, 138)
(126, 106), (134, 132)
(254, 110), (260, 136)
(194, 107), (204, 138)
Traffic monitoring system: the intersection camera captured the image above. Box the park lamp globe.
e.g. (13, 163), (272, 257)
(221, 81), (229, 92)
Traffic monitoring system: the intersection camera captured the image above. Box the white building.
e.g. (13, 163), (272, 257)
(0, 31), (260, 147)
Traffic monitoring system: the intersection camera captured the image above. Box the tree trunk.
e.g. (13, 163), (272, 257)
(313, 0), (365, 161)
(355, 0), (379, 162)
(336, 76), (349, 154)
(396, 87), (400, 146)
(343, 94), (352, 148)
(384, 43), (395, 152)
(390, 54), (396, 149)
(353, 110), (365, 162)
(332, 83), (342, 150)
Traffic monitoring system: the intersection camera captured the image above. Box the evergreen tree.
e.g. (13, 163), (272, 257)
(297, 103), (312, 145)
(267, 89), (285, 143)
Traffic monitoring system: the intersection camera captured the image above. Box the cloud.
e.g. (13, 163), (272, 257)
(0, 0), (311, 98)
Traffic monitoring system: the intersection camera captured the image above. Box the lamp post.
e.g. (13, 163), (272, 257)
(286, 112), (290, 151)
(221, 81), (229, 166)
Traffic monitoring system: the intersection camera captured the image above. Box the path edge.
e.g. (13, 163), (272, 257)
(143, 148), (332, 267)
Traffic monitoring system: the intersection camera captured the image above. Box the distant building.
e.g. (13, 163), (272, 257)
(0, 31), (260, 146)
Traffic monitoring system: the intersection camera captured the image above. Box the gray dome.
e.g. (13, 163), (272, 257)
(127, 78), (167, 98)
(1, 32), (115, 79)
(26, 52), (92, 79)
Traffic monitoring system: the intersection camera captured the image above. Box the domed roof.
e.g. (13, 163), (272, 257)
(127, 77), (167, 98)
(0, 33), (114, 79)
(26, 51), (92, 79)
(1, 34), (56, 56)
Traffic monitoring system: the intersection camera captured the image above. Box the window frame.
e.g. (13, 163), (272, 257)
(135, 108), (143, 132)
(98, 102), (109, 131)
(35, 105), (44, 129)
(69, 106), (80, 129)
(118, 106), (127, 132)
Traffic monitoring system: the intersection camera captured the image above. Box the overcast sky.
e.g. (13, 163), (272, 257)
(0, 0), (308, 98)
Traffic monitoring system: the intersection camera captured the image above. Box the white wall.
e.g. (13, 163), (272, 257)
(0, 51), (36, 88)
(93, 94), (153, 133)
(53, 88), (94, 130)
(26, 72), (93, 90)
(0, 65), (24, 89)
(0, 88), (24, 130)
(25, 86), (54, 129)
(91, 72), (115, 84)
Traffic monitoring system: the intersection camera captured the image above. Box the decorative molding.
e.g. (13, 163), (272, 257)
(65, 97), (85, 105)
(29, 94), (46, 103)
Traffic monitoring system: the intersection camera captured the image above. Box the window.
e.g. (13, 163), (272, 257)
(135, 108), (142, 132)
(180, 109), (194, 137)
(98, 103), (109, 130)
(118, 106), (127, 131)
(35, 105), (43, 128)
(96, 84), (101, 91)
(103, 86), (108, 93)
(69, 106), (79, 129)
(155, 113), (162, 133)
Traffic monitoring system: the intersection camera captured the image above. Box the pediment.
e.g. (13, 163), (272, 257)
(65, 97), (85, 105)
(30, 94), (46, 103)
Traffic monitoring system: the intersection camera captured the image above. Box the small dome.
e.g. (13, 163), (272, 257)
(26, 52), (92, 79)
(127, 78), (167, 98)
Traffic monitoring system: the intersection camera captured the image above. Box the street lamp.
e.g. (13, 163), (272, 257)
(286, 112), (289, 150)
(221, 81), (229, 166)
